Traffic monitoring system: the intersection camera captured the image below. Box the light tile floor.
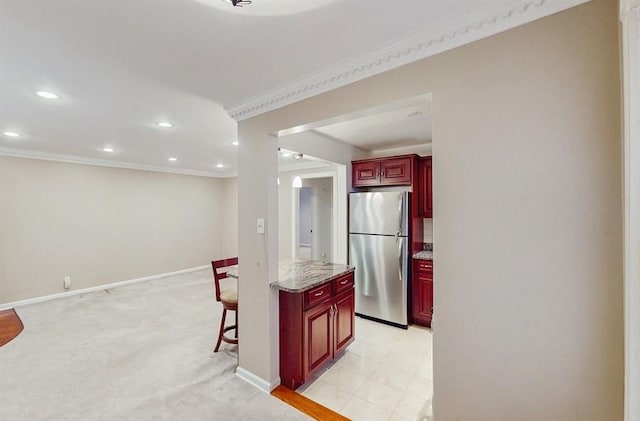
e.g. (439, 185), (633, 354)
(299, 317), (433, 421)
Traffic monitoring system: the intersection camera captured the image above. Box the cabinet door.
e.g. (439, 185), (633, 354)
(352, 161), (380, 187)
(303, 300), (334, 378)
(419, 157), (432, 218)
(333, 289), (355, 355)
(412, 266), (433, 327)
(380, 157), (412, 185)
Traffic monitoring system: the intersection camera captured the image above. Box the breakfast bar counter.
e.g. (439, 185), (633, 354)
(227, 258), (356, 390)
(272, 258), (355, 292)
(226, 258), (354, 292)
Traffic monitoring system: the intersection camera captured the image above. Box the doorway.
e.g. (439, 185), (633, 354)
(298, 187), (312, 259)
(282, 96), (434, 420)
(293, 175), (334, 262)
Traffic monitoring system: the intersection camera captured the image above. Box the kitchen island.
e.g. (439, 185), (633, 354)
(228, 258), (355, 390)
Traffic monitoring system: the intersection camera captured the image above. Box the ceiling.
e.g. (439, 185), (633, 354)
(313, 98), (432, 152)
(0, 0), (581, 177)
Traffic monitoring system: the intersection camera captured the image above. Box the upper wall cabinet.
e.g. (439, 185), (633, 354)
(352, 155), (415, 187)
(418, 156), (432, 218)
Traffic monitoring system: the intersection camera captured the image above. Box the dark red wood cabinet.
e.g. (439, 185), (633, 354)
(352, 156), (414, 187)
(412, 259), (433, 327)
(418, 156), (432, 218)
(303, 300), (333, 374)
(352, 160), (380, 186)
(279, 272), (355, 390)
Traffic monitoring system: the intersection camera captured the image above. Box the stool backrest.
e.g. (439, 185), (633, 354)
(212, 257), (238, 302)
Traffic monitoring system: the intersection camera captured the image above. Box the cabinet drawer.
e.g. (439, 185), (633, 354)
(415, 260), (433, 273)
(304, 283), (333, 309)
(333, 274), (354, 294)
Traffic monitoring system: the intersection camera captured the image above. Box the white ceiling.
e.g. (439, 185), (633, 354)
(313, 99), (432, 152)
(0, 0), (583, 177)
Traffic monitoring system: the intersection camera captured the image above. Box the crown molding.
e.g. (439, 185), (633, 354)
(226, 0), (591, 122)
(0, 146), (227, 178)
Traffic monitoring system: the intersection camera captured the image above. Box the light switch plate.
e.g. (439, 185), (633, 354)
(257, 218), (265, 234)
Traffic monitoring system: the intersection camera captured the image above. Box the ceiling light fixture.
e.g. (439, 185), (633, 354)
(157, 121), (174, 128)
(216, 163), (224, 168)
(168, 157), (177, 162)
(232, 141), (239, 146)
(102, 147), (115, 152)
(2, 131), (21, 137)
(292, 176), (302, 188)
(36, 91), (61, 100)
(224, 0), (252, 7)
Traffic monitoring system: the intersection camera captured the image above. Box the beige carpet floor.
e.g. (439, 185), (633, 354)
(0, 269), (309, 421)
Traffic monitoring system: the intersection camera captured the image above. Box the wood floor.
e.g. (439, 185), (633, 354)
(271, 385), (350, 421)
(0, 309), (24, 347)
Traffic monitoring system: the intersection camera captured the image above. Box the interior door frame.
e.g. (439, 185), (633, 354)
(291, 170), (342, 263)
(621, 1), (640, 420)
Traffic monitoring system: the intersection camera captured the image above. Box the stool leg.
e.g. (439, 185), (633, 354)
(234, 310), (238, 339)
(214, 308), (227, 353)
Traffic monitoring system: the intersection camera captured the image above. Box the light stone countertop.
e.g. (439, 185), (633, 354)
(413, 250), (433, 260)
(226, 258), (355, 293)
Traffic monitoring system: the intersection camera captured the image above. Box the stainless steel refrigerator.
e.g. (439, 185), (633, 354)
(349, 191), (409, 328)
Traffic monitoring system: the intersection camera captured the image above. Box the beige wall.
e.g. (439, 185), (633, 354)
(0, 156), (227, 304)
(220, 177), (238, 258)
(240, 0), (623, 418)
(236, 123), (281, 388)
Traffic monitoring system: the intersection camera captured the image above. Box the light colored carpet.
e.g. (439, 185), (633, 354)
(0, 269), (310, 421)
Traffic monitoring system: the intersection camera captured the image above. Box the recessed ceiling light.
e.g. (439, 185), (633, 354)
(36, 91), (61, 100)
(232, 141), (239, 146)
(216, 163), (224, 168)
(102, 147), (115, 153)
(168, 157), (177, 162)
(2, 131), (21, 137)
(157, 121), (174, 128)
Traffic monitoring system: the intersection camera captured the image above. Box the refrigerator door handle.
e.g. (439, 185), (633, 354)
(398, 193), (405, 233)
(397, 235), (403, 283)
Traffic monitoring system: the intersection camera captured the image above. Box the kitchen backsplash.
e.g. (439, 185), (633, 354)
(423, 218), (433, 242)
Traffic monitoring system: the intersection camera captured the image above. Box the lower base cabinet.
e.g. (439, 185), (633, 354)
(279, 273), (355, 390)
(412, 260), (433, 327)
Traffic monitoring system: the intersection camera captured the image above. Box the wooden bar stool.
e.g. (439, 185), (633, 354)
(212, 257), (238, 352)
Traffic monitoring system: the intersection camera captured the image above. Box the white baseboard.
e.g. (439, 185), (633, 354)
(0, 265), (209, 311)
(236, 366), (280, 393)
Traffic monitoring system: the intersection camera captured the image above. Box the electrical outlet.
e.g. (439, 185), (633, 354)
(64, 276), (71, 290)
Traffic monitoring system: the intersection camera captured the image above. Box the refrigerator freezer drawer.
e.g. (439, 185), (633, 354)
(349, 233), (408, 326)
(349, 191), (409, 236)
